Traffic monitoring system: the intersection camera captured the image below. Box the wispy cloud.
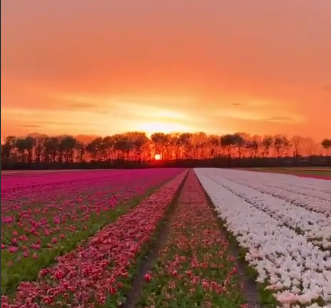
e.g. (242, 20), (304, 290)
(216, 107), (305, 124)
(217, 109), (266, 121)
(68, 102), (109, 114)
(261, 115), (305, 124)
(18, 124), (43, 128)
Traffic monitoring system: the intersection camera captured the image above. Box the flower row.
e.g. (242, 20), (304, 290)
(233, 170), (330, 216)
(195, 168), (331, 308)
(138, 170), (246, 308)
(1, 168), (185, 295)
(212, 174), (330, 250)
(1, 170), (187, 307)
(1, 169), (115, 191)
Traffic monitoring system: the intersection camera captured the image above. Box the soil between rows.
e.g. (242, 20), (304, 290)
(196, 177), (273, 308)
(120, 170), (189, 308)
(195, 173), (268, 308)
(123, 169), (265, 308)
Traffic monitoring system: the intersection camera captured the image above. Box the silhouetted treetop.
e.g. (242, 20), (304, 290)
(1, 131), (330, 168)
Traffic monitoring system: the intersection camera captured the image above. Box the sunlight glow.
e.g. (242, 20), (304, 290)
(154, 154), (161, 160)
(138, 121), (190, 136)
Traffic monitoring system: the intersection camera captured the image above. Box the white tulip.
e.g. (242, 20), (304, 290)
(195, 168), (331, 308)
(291, 286), (301, 294)
(275, 290), (299, 305)
(298, 292), (314, 305)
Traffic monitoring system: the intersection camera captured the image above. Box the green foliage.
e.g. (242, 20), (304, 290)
(1, 183), (165, 296)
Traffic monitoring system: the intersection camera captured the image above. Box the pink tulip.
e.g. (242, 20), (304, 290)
(8, 246), (18, 253)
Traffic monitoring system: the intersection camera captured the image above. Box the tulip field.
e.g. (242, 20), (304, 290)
(1, 169), (185, 306)
(1, 168), (331, 307)
(195, 168), (331, 308)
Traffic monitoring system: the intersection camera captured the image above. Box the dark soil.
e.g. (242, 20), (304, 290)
(120, 171), (188, 308)
(122, 169), (268, 308)
(196, 175), (269, 308)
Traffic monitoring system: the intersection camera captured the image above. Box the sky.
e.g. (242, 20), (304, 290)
(1, 0), (331, 141)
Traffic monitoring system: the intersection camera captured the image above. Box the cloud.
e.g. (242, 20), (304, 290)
(322, 86), (331, 91)
(18, 124), (43, 128)
(215, 106), (306, 125)
(68, 102), (109, 114)
(261, 116), (304, 124)
(232, 103), (243, 106)
(218, 110), (266, 121)
(37, 120), (104, 127)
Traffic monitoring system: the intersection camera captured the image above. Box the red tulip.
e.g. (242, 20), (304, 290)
(144, 273), (152, 282)
(1, 169), (187, 307)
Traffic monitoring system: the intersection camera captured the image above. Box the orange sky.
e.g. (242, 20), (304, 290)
(1, 0), (331, 141)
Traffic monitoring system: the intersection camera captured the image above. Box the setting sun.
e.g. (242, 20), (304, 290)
(1, 1), (331, 307)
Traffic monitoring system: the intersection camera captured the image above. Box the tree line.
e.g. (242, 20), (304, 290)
(1, 132), (331, 169)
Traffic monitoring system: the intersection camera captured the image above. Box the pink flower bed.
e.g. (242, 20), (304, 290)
(296, 174), (331, 180)
(1, 170), (187, 307)
(138, 170), (245, 307)
(1, 169), (126, 191)
(1, 168), (185, 296)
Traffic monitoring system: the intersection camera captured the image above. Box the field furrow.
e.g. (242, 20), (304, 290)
(1, 171), (188, 307)
(195, 168), (331, 308)
(136, 170), (249, 308)
(2, 167), (330, 308)
(1, 169), (185, 296)
(210, 177), (331, 250)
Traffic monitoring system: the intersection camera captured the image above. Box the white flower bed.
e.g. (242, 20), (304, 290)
(211, 176), (331, 250)
(223, 171), (331, 216)
(247, 182), (330, 216)
(194, 168), (331, 308)
(245, 171), (331, 195)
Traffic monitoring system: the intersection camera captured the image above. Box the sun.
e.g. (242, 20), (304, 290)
(154, 154), (161, 160)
